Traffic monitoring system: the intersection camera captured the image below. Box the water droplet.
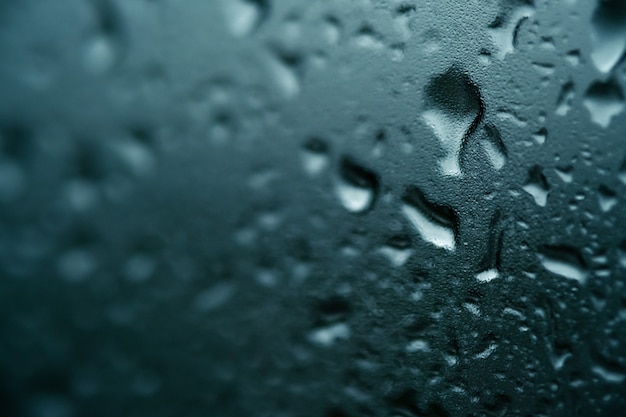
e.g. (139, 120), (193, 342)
(378, 236), (413, 267)
(84, 0), (124, 74)
(301, 137), (330, 176)
(583, 79), (625, 128)
(124, 254), (156, 283)
(496, 109), (528, 127)
(308, 322), (350, 347)
(532, 62), (555, 76)
(401, 186), (458, 251)
(335, 156), (379, 214)
(590, 0), (626, 74)
(565, 49), (581, 66)
(322, 16), (342, 45)
(267, 48), (302, 99)
(423, 66), (484, 177)
(538, 245), (588, 284)
(57, 249), (97, 283)
(591, 365), (625, 384)
(488, 0), (535, 60)
(221, 0), (270, 38)
(84, 36), (118, 74)
(522, 165), (550, 206)
(113, 132), (156, 177)
(598, 185), (617, 212)
(474, 343), (498, 359)
(476, 210), (504, 281)
(353, 25), (385, 50)
(193, 283), (235, 312)
(529, 127), (546, 145)
(619, 157), (626, 185)
(554, 165), (574, 183)
(480, 125), (507, 170)
(556, 81), (575, 116)
(406, 339), (430, 353)
(476, 268), (500, 283)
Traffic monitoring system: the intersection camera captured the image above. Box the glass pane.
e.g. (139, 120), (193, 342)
(0, 0), (625, 416)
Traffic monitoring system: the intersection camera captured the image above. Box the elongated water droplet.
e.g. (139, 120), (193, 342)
(556, 81), (575, 116)
(480, 125), (507, 170)
(538, 245), (587, 284)
(590, 0), (626, 74)
(401, 186), (458, 251)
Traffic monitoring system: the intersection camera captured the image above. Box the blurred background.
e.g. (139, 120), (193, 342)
(0, 0), (625, 416)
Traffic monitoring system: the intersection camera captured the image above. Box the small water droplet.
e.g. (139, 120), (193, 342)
(406, 339), (430, 353)
(57, 249), (97, 283)
(532, 127), (547, 145)
(556, 81), (575, 116)
(480, 124), (507, 170)
(353, 25), (385, 50)
(335, 156), (379, 214)
(378, 238), (413, 267)
(301, 137), (330, 176)
(322, 15), (342, 45)
(308, 322), (350, 347)
(565, 49), (581, 66)
(267, 48), (302, 99)
(124, 254), (156, 283)
(598, 185), (617, 212)
(476, 268), (500, 283)
(193, 283), (235, 312)
(522, 165), (550, 206)
(221, 0), (270, 38)
(554, 165), (574, 183)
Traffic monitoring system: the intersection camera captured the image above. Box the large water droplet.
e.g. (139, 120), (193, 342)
(590, 0), (626, 74)
(335, 156), (379, 214)
(556, 81), (575, 116)
(583, 79), (625, 128)
(221, 0), (270, 38)
(423, 66), (484, 177)
(401, 186), (458, 251)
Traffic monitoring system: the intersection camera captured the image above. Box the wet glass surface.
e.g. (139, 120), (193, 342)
(0, 0), (625, 416)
